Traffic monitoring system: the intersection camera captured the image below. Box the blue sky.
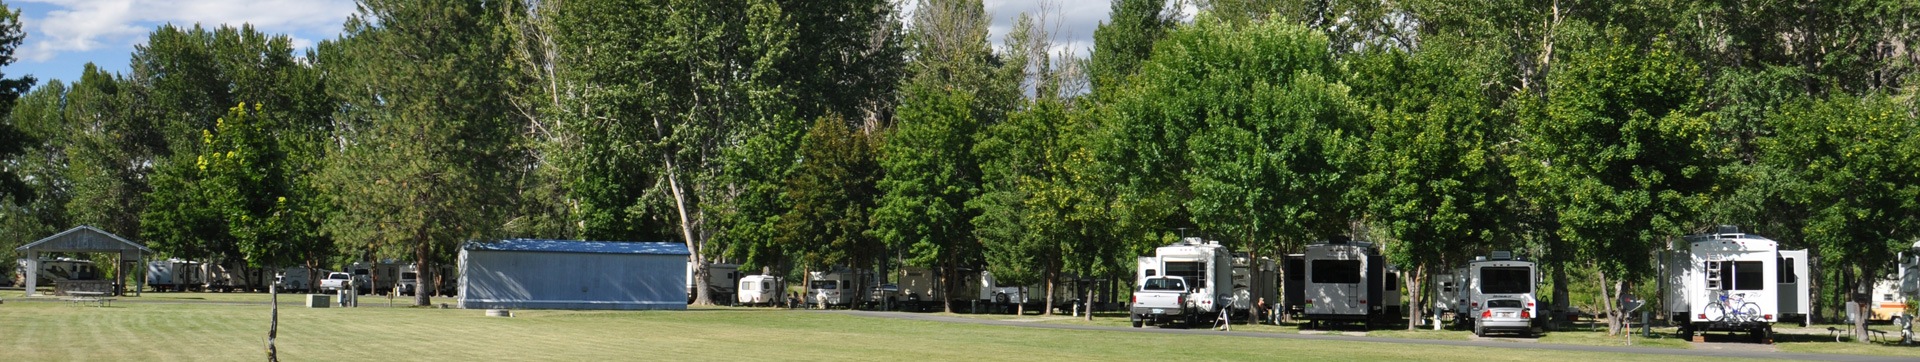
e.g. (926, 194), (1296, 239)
(3, 0), (357, 85)
(2, 0), (1117, 89)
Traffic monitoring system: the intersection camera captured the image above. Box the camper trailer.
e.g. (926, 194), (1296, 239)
(1232, 253), (1279, 318)
(737, 275), (785, 306)
(347, 260), (403, 295)
(1131, 237), (1236, 325)
(1452, 251), (1540, 337)
(203, 261), (270, 292)
(1300, 237), (1402, 329)
(16, 257), (104, 287)
(687, 262), (742, 305)
(808, 268), (859, 309)
(145, 259), (203, 292)
(275, 266), (324, 293)
(1663, 226), (1810, 342)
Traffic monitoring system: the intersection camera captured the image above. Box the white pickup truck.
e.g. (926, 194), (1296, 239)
(1130, 276), (1195, 328)
(319, 272), (352, 292)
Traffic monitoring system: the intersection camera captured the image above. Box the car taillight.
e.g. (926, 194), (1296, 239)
(1482, 310), (1492, 318)
(1130, 295), (1136, 304)
(1521, 309), (1530, 318)
(1764, 314), (1773, 321)
(1178, 295), (1186, 306)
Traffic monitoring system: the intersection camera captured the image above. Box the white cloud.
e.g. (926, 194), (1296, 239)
(17, 0), (356, 62)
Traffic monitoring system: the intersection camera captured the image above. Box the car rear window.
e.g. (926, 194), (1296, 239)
(1143, 278), (1187, 291)
(1486, 299), (1524, 308)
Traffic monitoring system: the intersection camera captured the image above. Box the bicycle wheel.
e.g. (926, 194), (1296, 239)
(1737, 303), (1762, 323)
(1702, 301), (1727, 322)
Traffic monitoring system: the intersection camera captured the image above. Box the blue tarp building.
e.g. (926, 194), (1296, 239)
(458, 239), (690, 310)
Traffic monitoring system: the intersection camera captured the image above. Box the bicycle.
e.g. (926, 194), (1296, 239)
(1702, 290), (1761, 324)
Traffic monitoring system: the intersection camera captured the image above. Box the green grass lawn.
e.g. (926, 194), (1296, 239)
(4, 293), (1918, 361)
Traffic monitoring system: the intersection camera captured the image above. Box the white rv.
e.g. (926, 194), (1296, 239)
(737, 274), (785, 306)
(145, 259), (203, 292)
(275, 266), (324, 293)
(1301, 238), (1401, 329)
(808, 269), (858, 309)
(1452, 251), (1540, 337)
(1133, 237), (1235, 324)
(1662, 226), (1810, 342)
(1231, 253), (1279, 316)
(686, 262), (742, 305)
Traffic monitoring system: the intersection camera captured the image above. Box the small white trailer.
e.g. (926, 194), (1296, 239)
(1301, 238), (1401, 330)
(1451, 251), (1540, 337)
(1662, 226), (1810, 343)
(736, 274), (785, 306)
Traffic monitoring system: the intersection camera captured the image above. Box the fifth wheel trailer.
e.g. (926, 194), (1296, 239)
(1300, 237), (1402, 329)
(1662, 226), (1810, 342)
(1449, 251), (1541, 337)
(1131, 237), (1235, 326)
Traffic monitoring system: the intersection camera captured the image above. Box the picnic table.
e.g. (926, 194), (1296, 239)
(65, 291), (114, 307)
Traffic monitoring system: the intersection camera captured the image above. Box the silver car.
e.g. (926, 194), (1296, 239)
(1475, 299), (1535, 337)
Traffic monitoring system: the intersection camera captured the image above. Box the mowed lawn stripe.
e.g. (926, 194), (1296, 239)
(0, 296), (1769, 361)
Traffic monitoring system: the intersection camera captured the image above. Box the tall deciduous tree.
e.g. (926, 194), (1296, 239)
(548, 0), (796, 305)
(319, 0), (529, 306)
(1763, 93), (1920, 342)
(0, 1), (34, 206)
(873, 0), (1010, 313)
(134, 25), (331, 269)
(1105, 15), (1367, 256)
(1510, 27), (1717, 335)
(1349, 38), (1516, 329)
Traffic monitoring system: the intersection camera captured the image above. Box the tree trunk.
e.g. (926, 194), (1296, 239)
(1044, 261), (1057, 316)
(940, 259), (955, 314)
(1408, 264), (1424, 330)
(1552, 254), (1570, 329)
(415, 242), (432, 307)
(663, 154), (710, 306)
(267, 282), (278, 362)
(1595, 267), (1618, 336)
(1856, 268), (1873, 343)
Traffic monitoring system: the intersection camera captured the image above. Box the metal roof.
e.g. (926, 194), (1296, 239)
(15, 225), (152, 253)
(462, 239), (691, 256)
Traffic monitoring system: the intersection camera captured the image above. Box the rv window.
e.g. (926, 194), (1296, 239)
(810, 280), (838, 290)
(1311, 260), (1362, 284)
(1725, 261), (1764, 290)
(1778, 258), (1796, 283)
(762, 281), (773, 290)
(1166, 261), (1206, 288)
(1385, 273), (1399, 291)
(1480, 267), (1532, 294)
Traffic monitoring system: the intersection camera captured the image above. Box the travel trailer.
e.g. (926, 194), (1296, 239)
(145, 259), (203, 292)
(1662, 226), (1810, 342)
(687, 262), (742, 304)
(1131, 237), (1236, 325)
(1300, 237), (1402, 329)
(808, 268), (859, 309)
(1451, 251), (1540, 337)
(737, 274), (785, 306)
